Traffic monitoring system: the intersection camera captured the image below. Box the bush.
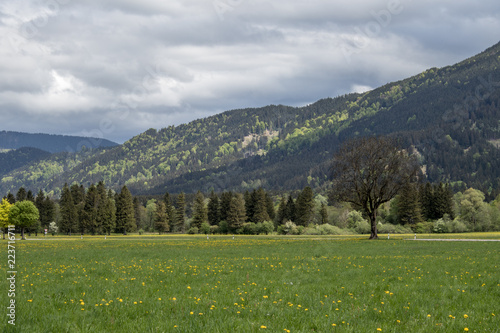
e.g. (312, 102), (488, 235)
(278, 221), (300, 235)
(378, 222), (396, 234)
(218, 221), (229, 234)
(242, 223), (258, 235)
(433, 219), (449, 233)
(354, 220), (371, 234)
(261, 221), (274, 234)
(138, 228), (144, 235)
(48, 221), (58, 236)
(413, 222), (433, 233)
(187, 227), (199, 234)
(347, 211), (365, 229)
(210, 225), (219, 234)
(200, 222), (211, 235)
(445, 218), (468, 233)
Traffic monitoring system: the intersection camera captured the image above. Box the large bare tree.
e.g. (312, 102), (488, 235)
(330, 136), (420, 239)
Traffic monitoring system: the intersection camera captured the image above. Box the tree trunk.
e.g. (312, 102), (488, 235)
(369, 213), (378, 240)
(21, 228), (26, 240)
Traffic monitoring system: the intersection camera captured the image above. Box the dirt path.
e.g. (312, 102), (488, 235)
(410, 238), (500, 242)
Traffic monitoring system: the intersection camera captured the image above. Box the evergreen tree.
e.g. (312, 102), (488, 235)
(6, 193), (16, 204)
(219, 191), (233, 222)
(26, 190), (35, 202)
(191, 191), (208, 229)
(319, 202), (328, 224)
(35, 189), (55, 230)
(82, 184), (99, 235)
(102, 189), (116, 235)
(115, 186), (136, 234)
(16, 187), (27, 202)
(295, 186), (315, 226)
(245, 190), (256, 222)
(265, 192), (275, 221)
(155, 201), (169, 234)
(275, 195), (287, 225)
(207, 191), (220, 226)
(252, 188), (270, 223)
(133, 197), (143, 230)
(227, 193), (246, 233)
(59, 183), (78, 235)
(174, 192), (186, 232)
(397, 183), (424, 225)
(285, 195), (296, 222)
(435, 183), (455, 219)
(163, 192), (176, 229)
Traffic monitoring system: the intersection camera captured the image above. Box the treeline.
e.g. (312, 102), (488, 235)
(2, 182), (500, 237)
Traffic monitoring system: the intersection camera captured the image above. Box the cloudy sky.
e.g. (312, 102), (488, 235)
(1, 0), (499, 143)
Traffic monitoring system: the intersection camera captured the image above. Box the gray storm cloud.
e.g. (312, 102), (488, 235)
(0, 0), (499, 142)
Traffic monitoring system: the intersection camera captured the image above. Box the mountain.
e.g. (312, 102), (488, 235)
(0, 131), (119, 153)
(1, 41), (500, 198)
(0, 147), (51, 179)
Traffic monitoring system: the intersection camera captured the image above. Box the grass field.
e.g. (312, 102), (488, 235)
(1, 233), (499, 332)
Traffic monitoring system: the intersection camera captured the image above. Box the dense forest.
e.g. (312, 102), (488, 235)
(0, 131), (118, 153)
(2, 182), (499, 237)
(1, 42), (500, 199)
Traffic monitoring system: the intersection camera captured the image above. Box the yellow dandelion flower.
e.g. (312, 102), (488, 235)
(464, 328), (469, 332)
(464, 314), (468, 319)
(260, 326), (267, 329)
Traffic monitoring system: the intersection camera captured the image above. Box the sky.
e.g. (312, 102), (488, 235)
(0, 0), (499, 143)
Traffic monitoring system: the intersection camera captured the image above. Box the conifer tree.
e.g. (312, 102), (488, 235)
(59, 183), (78, 235)
(26, 190), (35, 202)
(191, 191), (208, 229)
(245, 190), (256, 222)
(227, 193), (246, 233)
(319, 202), (328, 224)
(6, 193), (15, 204)
(285, 195), (296, 222)
(115, 186), (135, 234)
(155, 201), (169, 234)
(219, 191), (233, 222)
(265, 192), (275, 221)
(276, 195), (287, 225)
(16, 187), (27, 202)
(174, 192), (186, 232)
(102, 189), (116, 235)
(82, 184), (99, 234)
(163, 192), (176, 228)
(397, 183), (424, 225)
(252, 188), (270, 223)
(295, 186), (315, 226)
(207, 191), (220, 226)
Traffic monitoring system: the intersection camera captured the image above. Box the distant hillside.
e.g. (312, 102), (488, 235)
(0, 131), (118, 153)
(0, 147), (51, 178)
(1, 41), (500, 198)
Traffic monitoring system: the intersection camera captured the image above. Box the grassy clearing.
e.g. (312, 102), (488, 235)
(1, 234), (499, 332)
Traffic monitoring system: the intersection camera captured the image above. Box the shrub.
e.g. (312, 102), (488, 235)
(347, 211), (365, 229)
(242, 223), (258, 235)
(261, 221), (274, 235)
(187, 227), (199, 234)
(138, 228), (144, 235)
(210, 225), (219, 234)
(413, 222), (433, 233)
(218, 221), (229, 234)
(200, 222), (211, 235)
(354, 220), (371, 234)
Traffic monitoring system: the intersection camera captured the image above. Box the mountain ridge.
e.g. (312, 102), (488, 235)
(0, 131), (119, 153)
(1, 41), (500, 198)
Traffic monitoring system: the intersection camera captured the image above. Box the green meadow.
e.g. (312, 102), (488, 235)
(1, 234), (499, 332)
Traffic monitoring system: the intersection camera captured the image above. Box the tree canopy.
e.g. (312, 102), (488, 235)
(330, 136), (421, 239)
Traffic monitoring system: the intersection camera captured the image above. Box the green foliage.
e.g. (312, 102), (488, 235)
(9, 200), (39, 239)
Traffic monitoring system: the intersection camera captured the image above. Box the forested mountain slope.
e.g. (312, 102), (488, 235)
(0, 131), (118, 153)
(1, 41), (500, 198)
